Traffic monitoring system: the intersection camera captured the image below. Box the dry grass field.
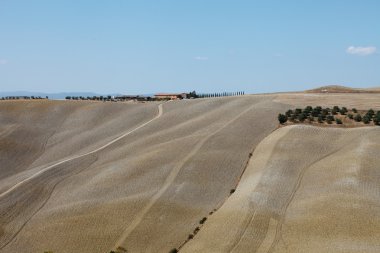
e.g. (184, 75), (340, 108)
(305, 85), (380, 94)
(0, 93), (379, 253)
(181, 125), (380, 253)
(274, 93), (380, 110)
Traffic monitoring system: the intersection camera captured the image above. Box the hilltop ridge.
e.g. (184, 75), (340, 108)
(306, 85), (380, 93)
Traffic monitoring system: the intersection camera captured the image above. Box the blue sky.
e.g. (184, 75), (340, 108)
(0, 0), (379, 94)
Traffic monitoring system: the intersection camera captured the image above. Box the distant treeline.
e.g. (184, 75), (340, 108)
(66, 95), (121, 101)
(1, 96), (48, 100)
(65, 95), (155, 102)
(197, 91), (245, 98)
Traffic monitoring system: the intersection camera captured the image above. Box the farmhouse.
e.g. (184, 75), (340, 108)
(154, 93), (188, 100)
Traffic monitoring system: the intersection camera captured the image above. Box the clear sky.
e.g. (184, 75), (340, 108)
(0, 0), (379, 94)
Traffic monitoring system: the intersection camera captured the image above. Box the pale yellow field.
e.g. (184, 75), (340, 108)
(0, 93), (379, 253)
(0, 96), (284, 252)
(274, 93), (380, 110)
(181, 125), (380, 253)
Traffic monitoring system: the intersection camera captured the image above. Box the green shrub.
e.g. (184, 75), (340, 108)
(200, 217), (207, 224)
(285, 109), (293, 117)
(374, 112), (380, 125)
(374, 117), (380, 125)
(303, 106), (313, 115)
(298, 113), (306, 122)
(340, 107), (347, 115)
(352, 108), (358, 113)
(304, 106), (313, 111)
(278, 114), (288, 124)
(311, 109), (320, 117)
(354, 114), (362, 122)
(322, 109), (329, 116)
(332, 106), (340, 115)
(364, 112), (372, 120)
(326, 115), (334, 124)
(336, 118), (343, 124)
(347, 113), (353, 119)
(363, 115), (371, 124)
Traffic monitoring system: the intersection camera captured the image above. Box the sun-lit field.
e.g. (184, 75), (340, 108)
(0, 93), (379, 253)
(2, 0), (380, 252)
(181, 125), (380, 253)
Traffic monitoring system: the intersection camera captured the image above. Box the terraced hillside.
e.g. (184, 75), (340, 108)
(181, 125), (380, 253)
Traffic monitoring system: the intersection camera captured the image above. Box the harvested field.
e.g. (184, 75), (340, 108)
(181, 125), (380, 253)
(0, 100), (158, 193)
(0, 94), (379, 253)
(0, 96), (284, 253)
(274, 93), (380, 110)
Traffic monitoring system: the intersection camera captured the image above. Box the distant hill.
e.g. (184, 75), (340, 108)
(0, 91), (102, 99)
(0, 91), (154, 99)
(306, 85), (380, 93)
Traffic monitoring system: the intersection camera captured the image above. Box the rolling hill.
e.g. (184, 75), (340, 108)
(305, 85), (380, 93)
(181, 125), (380, 253)
(0, 93), (379, 253)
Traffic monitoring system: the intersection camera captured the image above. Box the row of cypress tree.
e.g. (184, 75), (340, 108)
(197, 91), (245, 98)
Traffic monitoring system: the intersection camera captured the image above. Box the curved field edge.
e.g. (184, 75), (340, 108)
(0, 96), (285, 253)
(181, 125), (380, 253)
(0, 100), (159, 194)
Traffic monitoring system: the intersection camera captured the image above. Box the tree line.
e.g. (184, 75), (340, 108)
(1, 96), (48, 100)
(197, 91), (245, 98)
(278, 106), (380, 126)
(66, 95), (117, 101)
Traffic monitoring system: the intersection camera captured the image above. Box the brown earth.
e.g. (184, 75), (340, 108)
(0, 93), (379, 253)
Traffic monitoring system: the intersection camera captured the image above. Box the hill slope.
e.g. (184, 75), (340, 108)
(0, 97), (284, 253)
(306, 85), (380, 93)
(1, 94), (379, 253)
(181, 125), (380, 253)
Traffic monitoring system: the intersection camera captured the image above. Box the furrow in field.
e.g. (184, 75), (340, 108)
(113, 101), (261, 250)
(181, 125), (380, 253)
